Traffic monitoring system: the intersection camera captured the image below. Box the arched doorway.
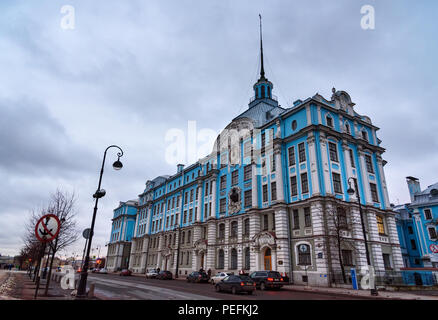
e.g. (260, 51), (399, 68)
(263, 248), (272, 271)
(200, 252), (205, 270)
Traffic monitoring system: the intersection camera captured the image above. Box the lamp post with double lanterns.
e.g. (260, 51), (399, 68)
(346, 177), (378, 296)
(76, 145), (124, 299)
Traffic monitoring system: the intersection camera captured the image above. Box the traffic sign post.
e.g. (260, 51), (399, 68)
(34, 214), (61, 299)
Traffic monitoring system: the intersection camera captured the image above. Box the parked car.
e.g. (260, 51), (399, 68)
(249, 271), (285, 290)
(91, 268), (100, 273)
(120, 269), (132, 276)
(157, 270), (173, 280)
(210, 272), (234, 284)
(146, 269), (159, 279)
(215, 275), (255, 295)
(99, 268), (108, 274)
(187, 271), (209, 283)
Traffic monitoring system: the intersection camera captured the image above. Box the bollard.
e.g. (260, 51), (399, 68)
(88, 283), (95, 298)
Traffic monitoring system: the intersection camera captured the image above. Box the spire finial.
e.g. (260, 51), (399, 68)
(259, 14), (265, 80)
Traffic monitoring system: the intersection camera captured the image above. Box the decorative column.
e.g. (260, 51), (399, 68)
(386, 214), (404, 270)
(274, 144), (284, 202)
(366, 212), (385, 271)
(307, 134), (320, 195)
(376, 154), (390, 209)
(319, 135), (332, 194)
(249, 213), (260, 271)
(251, 161), (258, 208)
(210, 175), (217, 218)
(196, 183), (203, 222)
(274, 207), (290, 275)
(206, 220), (217, 271)
(237, 217), (243, 270)
(358, 148), (372, 205)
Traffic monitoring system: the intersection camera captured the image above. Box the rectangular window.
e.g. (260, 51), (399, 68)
(189, 208), (193, 222)
(293, 209), (300, 229)
(209, 181), (213, 194)
(209, 202), (212, 216)
(244, 141), (251, 158)
(271, 182), (277, 201)
(204, 203), (208, 219)
(408, 226), (413, 234)
(219, 198), (226, 213)
(290, 176), (298, 196)
(220, 175), (226, 190)
(382, 254), (392, 270)
(365, 155), (374, 173)
(244, 165), (252, 181)
(244, 190), (252, 207)
(184, 192), (188, 204)
(376, 215), (385, 235)
(263, 184), (268, 203)
(349, 149), (355, 168)
(370, 183), (379, 203)
(298, 143), (306, 163)
(271, 154), (276, 172)
(183, 210), (187, 224)
(301, 172), (309, 194)
(329, 142), (338, 162)
(410, 239), (417, 250)
(263, 215), (269, 231)
(205, 182), (209, 196)
(288, 146), (296, 166)
(261, 132), (266, 147)
(342, 250), (353, 266)
(232, 170), (239, 185)
(190, 189), (194, 202)
(332, 173), (342, 194)
(428, 227), (437, 239)
(424, 209), (432, 220)
(304, 207), (311, 227)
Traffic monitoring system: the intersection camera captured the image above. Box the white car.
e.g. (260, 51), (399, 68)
(99, 268), (108, 274)
(146, 269), (159, 279)
(210, 272), (234, 284)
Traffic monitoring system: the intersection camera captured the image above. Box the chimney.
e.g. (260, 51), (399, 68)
(177, 164), (184, 174)
(406, 176), (421, 202)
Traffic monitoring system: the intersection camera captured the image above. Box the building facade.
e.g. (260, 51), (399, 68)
(107, 35), (404, 287)
(106, 199), (138, 272)
(403, 177), (438, 268)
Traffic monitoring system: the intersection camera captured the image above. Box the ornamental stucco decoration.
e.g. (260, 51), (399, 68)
(252, 231), (276, 247)
(228, 186), (241, 214)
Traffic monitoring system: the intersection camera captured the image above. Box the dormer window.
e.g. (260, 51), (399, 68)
(326, 115), (333, 128)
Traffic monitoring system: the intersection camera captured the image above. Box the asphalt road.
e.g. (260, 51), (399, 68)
(86, 273), (367, 300)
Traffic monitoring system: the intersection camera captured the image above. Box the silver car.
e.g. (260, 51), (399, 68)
(146, 269), (159, 279)
(210, 272), (234, 284)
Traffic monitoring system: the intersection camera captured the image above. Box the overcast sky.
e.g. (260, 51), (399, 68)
(1, 0), (437, 258)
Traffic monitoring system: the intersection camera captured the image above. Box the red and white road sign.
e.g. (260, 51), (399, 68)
(35, 214), (61, 243)
(430, 244), (438, 254)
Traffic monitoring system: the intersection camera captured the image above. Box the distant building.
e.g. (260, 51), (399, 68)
(393, 203), (423, 267)
(106, 200), (138, 272)
(405, 177), (438, 267)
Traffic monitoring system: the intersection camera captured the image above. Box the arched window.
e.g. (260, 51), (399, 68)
(261, 86), (265, 98)
(218, 249), (225, 269)
(362, 130), (368, 141)
(244, 247), (250, 270)
(181, 231), (185, 244)
(230, 221), (238, 238)
(187, 230), (191, 243)
(292, 120), (297, 131)
(168, 235), (172, 247)
(376, 215), (385, 235)
(218, 224), (225, 239)
(337, 207), (348, 228)
(230, 248), (238, 270)
(267, 86), (271, 98)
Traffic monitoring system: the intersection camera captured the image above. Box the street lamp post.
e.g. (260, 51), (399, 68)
(76, 145), (124, 299)
(175, 224), (181, 279)
(347, 177), (378, 296)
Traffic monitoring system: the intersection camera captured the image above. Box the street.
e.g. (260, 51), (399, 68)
(85, 273), (367, 300)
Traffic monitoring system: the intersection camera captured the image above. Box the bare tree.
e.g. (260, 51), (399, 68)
(44, 189), (79, 295)
(316, 199), (362, 285)
(325, 201), (362, 284)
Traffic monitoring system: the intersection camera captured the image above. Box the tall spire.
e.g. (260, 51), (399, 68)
(259, 14), (266, 80)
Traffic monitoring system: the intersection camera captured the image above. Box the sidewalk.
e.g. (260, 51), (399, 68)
(282, 284), (438, 300)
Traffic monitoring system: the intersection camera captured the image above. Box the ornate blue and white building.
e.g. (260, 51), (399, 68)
(106, 199), (138, 271)
(106, 31), (404, 286)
